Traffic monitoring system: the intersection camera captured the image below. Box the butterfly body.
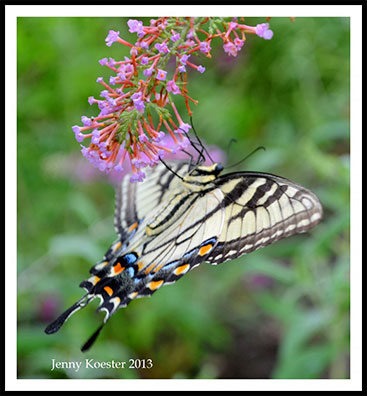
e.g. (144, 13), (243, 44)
(45, 161), (322, 350)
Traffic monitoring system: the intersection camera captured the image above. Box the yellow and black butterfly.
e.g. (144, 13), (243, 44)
(45, 158), (323, 351)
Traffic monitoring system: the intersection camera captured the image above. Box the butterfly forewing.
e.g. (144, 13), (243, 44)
(206, 172), (323, 264)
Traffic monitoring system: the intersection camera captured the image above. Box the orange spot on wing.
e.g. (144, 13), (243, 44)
(113, 262), (125, 275)
(129, 291), (138, 299)
(199, 244), (213, 256)
(153, 263), (165, 273)
(93, 276), (100, 284)
(174, 264), (190, 276)
(136, 261), (145, 271)
(148, 280), (164, 290)
(144, 262), (157, 275)
(128, 222), (138, 233)
(104, 286), (113, 296)
(113, 241), (122, 252)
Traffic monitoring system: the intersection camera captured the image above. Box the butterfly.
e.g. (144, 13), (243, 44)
(45, 157), (323, 351)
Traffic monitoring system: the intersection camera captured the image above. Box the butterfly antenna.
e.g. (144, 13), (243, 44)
(181, 149), (194, 169)
(225, 146), (266, 169)
(190, 116), (215, 165)
(183, 132), (205, 165)
(159, 158), (184, 180)
(226, 138), (237, 158)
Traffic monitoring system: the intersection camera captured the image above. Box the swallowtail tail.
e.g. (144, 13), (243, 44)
(45, 159), (323, 351)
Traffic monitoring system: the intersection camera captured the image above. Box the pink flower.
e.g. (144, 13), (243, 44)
(130, 170), (146, 183)
(255, 23), (274, 40)
(175, 123), (191, 134)
(155, 42), (170, 54)
(156, 69), (167, 81)
(105, 30), (120, 47)
(197, 65), (205, 73)
(141, 56), (149, 65)
(171, 31), (180, 42)
(127, 19), (144, 37)
(166, 80), (180, 95)
(223, 41), (238, 57)
(234, 37), (244, 50)
(199, 41), (211, 54)
(131, 92), (146, 113)
(180, 54), (190, 65)
(143, 67), (154, 77)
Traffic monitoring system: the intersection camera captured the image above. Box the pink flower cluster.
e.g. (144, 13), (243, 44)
(72, 17), (274, 182)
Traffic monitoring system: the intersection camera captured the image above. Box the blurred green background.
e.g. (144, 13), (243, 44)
(17, 17), (350, 379)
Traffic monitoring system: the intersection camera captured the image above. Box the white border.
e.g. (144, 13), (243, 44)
(3, 4), (362, 17)
(6, 4), (362, 392)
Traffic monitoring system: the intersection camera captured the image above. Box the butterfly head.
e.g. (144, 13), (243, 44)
(183, 163), (223, 189)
